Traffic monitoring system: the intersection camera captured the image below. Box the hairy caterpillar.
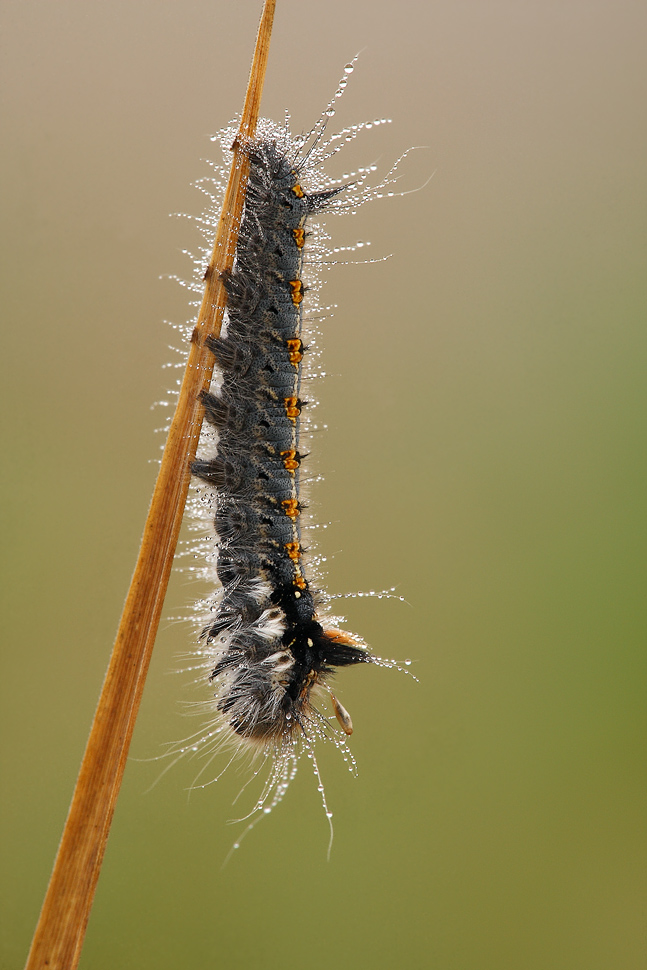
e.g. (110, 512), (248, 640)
(192, 136), (373, 743)
(170, 63), (411, 841)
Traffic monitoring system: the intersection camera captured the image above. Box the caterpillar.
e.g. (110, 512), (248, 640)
(172, 63), (412, 840)
(191, 137), (373, 744)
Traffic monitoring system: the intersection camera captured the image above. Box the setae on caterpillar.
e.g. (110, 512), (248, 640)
(170, 62), (413, 843)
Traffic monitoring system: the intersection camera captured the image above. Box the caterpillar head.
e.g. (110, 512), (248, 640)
(214, 626), (371, 743)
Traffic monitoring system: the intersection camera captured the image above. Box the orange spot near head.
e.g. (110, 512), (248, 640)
(323, 628), (362, 648)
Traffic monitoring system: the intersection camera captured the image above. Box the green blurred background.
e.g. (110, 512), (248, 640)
(1, 1), (645, 967)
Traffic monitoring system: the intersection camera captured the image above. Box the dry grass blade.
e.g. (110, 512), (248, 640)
(24, 2), (276, 967)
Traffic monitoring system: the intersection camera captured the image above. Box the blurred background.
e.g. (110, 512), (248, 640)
(1, 1), (645, 967)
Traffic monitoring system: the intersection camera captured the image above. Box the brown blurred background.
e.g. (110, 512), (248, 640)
(1, 1), (646, 967)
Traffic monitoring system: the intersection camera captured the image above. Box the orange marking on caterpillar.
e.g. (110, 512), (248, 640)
(280, 449), (300, 473)
(324, 628), (364, 649)
(293, 576), (307, 590)
(284, 397), (301, 422)
(291, 183), (305, 199)
(282, 499), (300, 520)
(293, 227), (305, 248)
(285, 542), (302, 561)
(286, 338), (303, 367)
(289, 280), (304, 305)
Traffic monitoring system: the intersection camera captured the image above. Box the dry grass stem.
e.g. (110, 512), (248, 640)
(24, 3), (276, 967)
